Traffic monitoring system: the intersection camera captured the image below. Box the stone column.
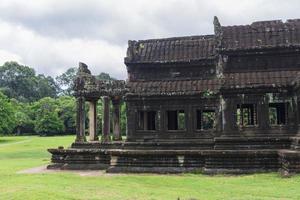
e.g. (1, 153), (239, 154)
(88, 100), (98, 141)
(112, 97), (122, 140)
(215, 95), (223, 134)
(101, 96), (111, 143)
(258, 95), (269, 129)
(76, 96), (86, 142)
(294, 96), (299, 127)
(221, 95), (238, 135)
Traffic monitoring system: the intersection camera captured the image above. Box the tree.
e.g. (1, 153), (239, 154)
(32, 97), (64, 135)
(96, 72), (116, 81)
(55, 67), (77, 96)
(0, 92), (16, 134)
(0, 62), (37, 101)
(57, 96), (76, 134)
(10, 99), (34, 135)
(35, 74), (59, 99)
(0, 61), (58, 102)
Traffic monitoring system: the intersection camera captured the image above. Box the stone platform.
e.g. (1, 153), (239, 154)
(47, 137), (300, 176)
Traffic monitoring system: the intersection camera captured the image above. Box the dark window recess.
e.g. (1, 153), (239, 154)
(167, 110), (185, 130)
(147, 111), (156, 130)
(196, 110), (215, 130)
(202, 110), (216, 130)
(236, 104), (257, 126)
(137, 111), (157, 130)
(269, 103), (287, 125)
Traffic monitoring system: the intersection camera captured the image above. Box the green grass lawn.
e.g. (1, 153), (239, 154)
(1, 136), (300, 200)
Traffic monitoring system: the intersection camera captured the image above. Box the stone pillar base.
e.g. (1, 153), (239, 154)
(101, 135), (111, 143)
(75, 136), (87, 143)
(113, 135), (122, 141)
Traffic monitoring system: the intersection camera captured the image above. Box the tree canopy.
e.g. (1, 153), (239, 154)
(0, 62), (58, 102)
(0, 92), (16, 134)
(55, 67), (77, 96)
(32, 97), (64, 135)
(96, 72), (116, 81)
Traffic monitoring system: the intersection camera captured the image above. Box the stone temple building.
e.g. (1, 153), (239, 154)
(48, 17), (300, 175)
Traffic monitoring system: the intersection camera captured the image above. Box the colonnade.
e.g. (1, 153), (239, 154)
(75, 95), (122, 143)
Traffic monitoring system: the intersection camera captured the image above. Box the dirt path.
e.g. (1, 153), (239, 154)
(17, 165), (124, 177)
(0, 137), (32, 147)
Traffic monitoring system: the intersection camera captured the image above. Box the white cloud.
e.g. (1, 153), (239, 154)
(0, 50), (23, 64)
(0, 20), (126, 79)
(0, 0), (300, 79)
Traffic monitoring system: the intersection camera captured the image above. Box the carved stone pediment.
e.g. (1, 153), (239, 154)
(74, 62), (128, 99)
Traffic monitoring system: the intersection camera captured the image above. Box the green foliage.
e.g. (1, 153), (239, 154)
(269, 107), (277, 125)
(36, 74), (59, 99)
(120, 102), (127, 135)
(0, 92), (16, 134)
(10, 99), (34, 134)
(178, 111), (185, 130)
(202, 111), (216, 130)
(96, 100), (103, 135)
(0, 61), (58, 102)
(32, 97), (64, 135)
(56, 96), (76, 134)
(55, 67), (77, 95)
(96, 72), (116, 80)
(202, 89), (214, 97)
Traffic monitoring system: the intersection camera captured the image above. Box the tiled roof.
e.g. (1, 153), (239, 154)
(126, 79), (221, 96)
(126, 70), (300, 96)
(223, 70), (298, 89)
(125, 35), (216, 64)
(221, 19), (300, 51)
(125, 18), (300, 65)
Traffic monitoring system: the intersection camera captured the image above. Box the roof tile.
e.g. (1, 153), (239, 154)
(221, 19), (300, 51)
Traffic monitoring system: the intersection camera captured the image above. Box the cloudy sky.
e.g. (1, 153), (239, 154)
(0, 0), (299, 79)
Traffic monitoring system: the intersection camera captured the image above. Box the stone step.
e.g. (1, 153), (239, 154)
(47, 147), (300, 176)
(290, 137), (300, 149)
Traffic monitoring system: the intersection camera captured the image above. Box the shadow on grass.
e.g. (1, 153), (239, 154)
(0, 139), (16, 144)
